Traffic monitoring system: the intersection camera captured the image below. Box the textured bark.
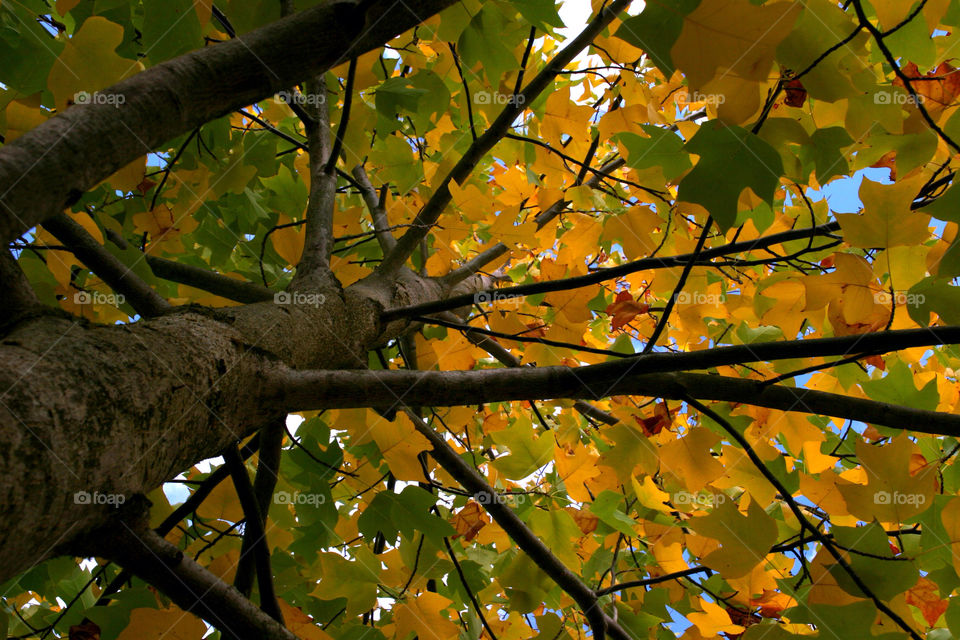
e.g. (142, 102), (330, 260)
(0, 268), (444, 582)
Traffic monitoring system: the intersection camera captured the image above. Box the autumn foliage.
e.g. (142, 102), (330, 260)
(6, 1), (960, 640)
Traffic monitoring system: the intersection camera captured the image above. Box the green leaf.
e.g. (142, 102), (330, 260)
(677, 122), (784, 231)
(803, 127), (854, 184)
(614, 126), (691, 181)
(860, 360), (940, 411)
(687, 498), (777, 578)
(828, 522), (918, 600)
(907, 277), (960, 326)
(589, 490), (637, 536)
(511, 0), (564, 32)
(614, 0), (701, 77)
(491, 419), (553, 479)
(141, 0), (202, 64)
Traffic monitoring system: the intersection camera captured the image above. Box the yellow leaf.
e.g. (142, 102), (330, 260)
(554, 441), (600, 502)
(688, 599), (745, 638)
(941, 498), (960, 576)
(356, 412), (432, 482)
(194, 477), (244, 523)
(271, 213), (305, 266)
(671, 0), (800, 124)
(278, 601), (336, 640)
(632, 474), (672, 514)
(392, 593), (459, 640)
(4, 98), (48, 141)
(48, 17), (142, 111)
(837, 176), (931, 249)
(115, 606), (207, 640)
(659, 427), (725, 492)
(602, 206), (661, 260)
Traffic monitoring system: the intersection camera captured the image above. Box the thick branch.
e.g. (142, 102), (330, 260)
(43, 213), (171, 317)
(0, 250), (40, 330)
(440, 244), (510, 287)
(0, 0), (458, 246)
(147, 255), (275, 303)
(352, 165), (397, 253)
(234, 419), (284, 599)
(270, 358), (960, 436)
(291, 76), (337, 289)
(95, 504), (298, 640)
(103, 228), (274, 303)
(378, 0), (633, 276)
(224, 444), (283, 623)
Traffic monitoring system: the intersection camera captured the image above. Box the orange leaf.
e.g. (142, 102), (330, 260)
(635, 401), (672, 437)
(605, 291), (649, 330)
(894, 61), (960, 109)
(451, 501), (489, 541)
(783, 78), (807, 107)
(69, 620), (100, 640)
(905, 577), (948, 627)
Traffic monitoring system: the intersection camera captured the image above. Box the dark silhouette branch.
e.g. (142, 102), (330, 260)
(378, 0), (633, 276)
(407, 410), (632, 640)
(234, 419), (284, 601)
(382, 221), (841, 322)
(683, 396), (922, 640)
(43, 213), (171, 317)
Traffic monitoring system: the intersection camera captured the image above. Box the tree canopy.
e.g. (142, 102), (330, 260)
(3, 0), (960, 639)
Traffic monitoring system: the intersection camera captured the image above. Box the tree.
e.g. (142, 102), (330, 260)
(1, 0), (960, 637)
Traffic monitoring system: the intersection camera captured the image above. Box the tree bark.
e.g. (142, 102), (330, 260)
(0, 268), (444, 582)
